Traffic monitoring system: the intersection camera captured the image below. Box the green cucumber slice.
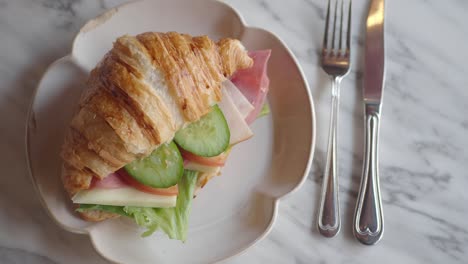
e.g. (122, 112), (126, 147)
(124, 141), (183, 188)
(174, 105), (230, 157)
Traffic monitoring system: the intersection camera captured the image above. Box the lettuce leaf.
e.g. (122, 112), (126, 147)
(124, 170), (198, 240)
(76, 170), (198, 241)
(257, 103), (270, 118)
(77, 204), (129, 217)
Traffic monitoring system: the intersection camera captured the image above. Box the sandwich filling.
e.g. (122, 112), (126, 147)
(75, 50), (271, 241)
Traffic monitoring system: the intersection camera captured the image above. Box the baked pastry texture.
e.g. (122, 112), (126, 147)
(61, 32), (253, 221)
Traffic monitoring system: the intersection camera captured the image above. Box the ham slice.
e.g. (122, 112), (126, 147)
(90, 173), (128, 189)
(218, 88), (254, 145)
(222, 80), (254, 119)
(230, 50), (271, 124)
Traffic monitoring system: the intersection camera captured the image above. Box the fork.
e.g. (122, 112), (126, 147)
(317, 0), (352, 238)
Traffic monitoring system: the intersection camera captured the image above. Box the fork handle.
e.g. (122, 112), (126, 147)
(353, 103), (384, 245)
(317, 77), (341, 237)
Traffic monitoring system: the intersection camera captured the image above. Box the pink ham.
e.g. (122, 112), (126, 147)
(90, 172), (128, 189)
(230, 50), (271, 124)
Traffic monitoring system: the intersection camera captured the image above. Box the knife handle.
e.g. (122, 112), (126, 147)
(317, 77), (341, 237)
(353, 103), (384, 245)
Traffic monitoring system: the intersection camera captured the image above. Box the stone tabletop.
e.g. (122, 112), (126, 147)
(1, 0), (467, 263)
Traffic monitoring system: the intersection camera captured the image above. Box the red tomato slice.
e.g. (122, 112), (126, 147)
(179, 148), (227, 166)
(117, 169), (178, 196)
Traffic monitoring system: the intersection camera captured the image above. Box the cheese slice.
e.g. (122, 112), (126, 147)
(72, 187), (176, 208)
(184, 161), (220, 174)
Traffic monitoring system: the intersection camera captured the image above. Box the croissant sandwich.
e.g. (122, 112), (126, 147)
(61, 32), (271, 241)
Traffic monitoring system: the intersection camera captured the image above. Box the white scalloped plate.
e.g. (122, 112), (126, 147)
(25, 0), (315, 263)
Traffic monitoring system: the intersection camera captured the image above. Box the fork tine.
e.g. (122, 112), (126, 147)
(346, 0), (352, 54)
(339, 0), (344, 52)
(331, 0), (338, 52)
(323, 0), (331, 53)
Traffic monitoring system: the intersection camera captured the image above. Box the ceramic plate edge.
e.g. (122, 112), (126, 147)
(24, 0), (316, 263)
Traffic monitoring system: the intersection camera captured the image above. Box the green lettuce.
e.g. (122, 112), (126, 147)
(124, 170), (198, 240)
(257, 103), (270, 118)
(77, 204), (129, 217)
(77, 170), (198, 242)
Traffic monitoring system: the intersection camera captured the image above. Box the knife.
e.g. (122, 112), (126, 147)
(353, 0), (385, 245)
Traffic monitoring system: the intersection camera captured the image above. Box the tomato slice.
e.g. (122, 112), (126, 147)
(179, 148), (227, 166)
(117, 169), (178, 196)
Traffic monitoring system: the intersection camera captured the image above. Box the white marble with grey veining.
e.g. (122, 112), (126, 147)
(1, 0), (467, 263)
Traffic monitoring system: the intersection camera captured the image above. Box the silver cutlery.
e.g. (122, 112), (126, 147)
(353, 0), (385, 245)
(317, 0), (352, 238)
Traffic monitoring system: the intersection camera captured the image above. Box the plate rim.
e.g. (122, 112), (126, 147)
(24, 0), (316, 263)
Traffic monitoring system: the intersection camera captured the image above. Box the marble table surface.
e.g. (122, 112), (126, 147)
(1, 0), (467, 263)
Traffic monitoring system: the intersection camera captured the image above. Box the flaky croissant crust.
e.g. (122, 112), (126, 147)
(61, 32), (253, 198)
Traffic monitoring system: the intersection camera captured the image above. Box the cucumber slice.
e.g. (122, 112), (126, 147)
(124, 141), (183, 188)
(174, 105), (230, 157)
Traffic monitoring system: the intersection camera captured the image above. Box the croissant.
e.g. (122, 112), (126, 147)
(61, 32), (253, 220)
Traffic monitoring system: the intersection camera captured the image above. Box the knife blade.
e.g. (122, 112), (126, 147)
(353, 0), (385, 246)
(364, 0), (385, 104)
